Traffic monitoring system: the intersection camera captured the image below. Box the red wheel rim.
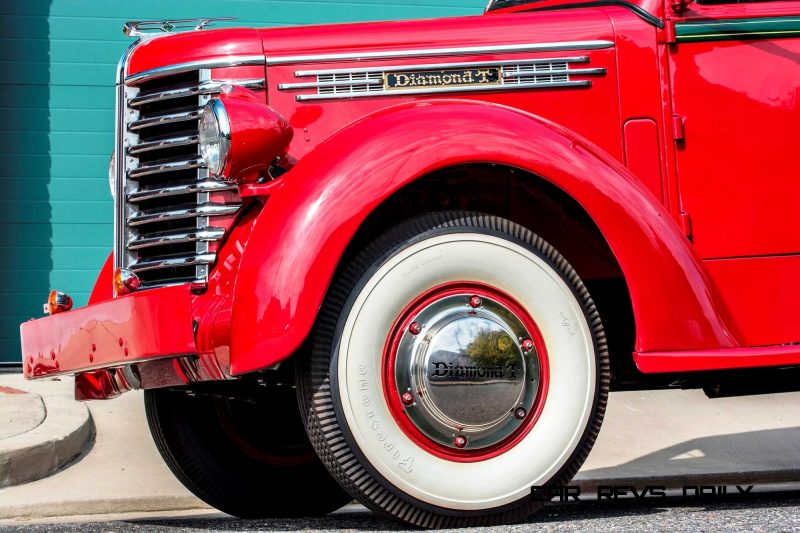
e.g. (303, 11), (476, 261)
(382, 281), (550, 462)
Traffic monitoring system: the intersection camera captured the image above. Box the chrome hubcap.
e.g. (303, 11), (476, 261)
(393, 292), (541, 451)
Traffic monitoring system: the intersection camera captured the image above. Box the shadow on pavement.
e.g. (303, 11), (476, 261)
(581, 427), (800, 485)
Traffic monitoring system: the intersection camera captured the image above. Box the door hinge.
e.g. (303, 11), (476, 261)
(680, 211), (693, 242)
(664, 21), (677, 43)
(672, 114), (686, 142)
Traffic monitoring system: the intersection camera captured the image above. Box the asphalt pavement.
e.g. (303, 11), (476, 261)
(4, 493), (800, 532)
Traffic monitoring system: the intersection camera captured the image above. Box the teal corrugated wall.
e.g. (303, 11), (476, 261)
(0, 1), (485, 363)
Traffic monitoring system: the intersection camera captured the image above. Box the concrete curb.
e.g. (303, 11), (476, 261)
(0, 377), (94, 488)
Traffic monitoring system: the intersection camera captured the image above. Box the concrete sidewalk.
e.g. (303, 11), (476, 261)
(0, 374), (92, 488)
(0, 373), (798, 521)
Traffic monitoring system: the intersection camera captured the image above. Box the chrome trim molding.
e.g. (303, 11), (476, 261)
(295, 81), (590, 101)
(292, 56), (590, 76)
(127, 203), (241, 227)
(128, 108), (203, 131)
(127, 134), (199, 155)
(266, 40), (614, 65)
(73, 353), (232, 401)
(124, 18), (236, 38)
(503, 67), (605, 78)
(125, 55), (266, 85)
(127, 179), (236, 202)
(113, 41), (139, 293)
(127, 156), (205, 179)
(280, 77), (384, 90)
(280, 67), (605, 91)
(128, 78), (264, 107)
(127, 227), (226, 251)
(282, 56), (605, 102)
(128, 252), (217, 273)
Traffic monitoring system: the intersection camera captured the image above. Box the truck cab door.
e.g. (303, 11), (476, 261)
(668, 0), (800, 346)
(669, 0), (800, 260)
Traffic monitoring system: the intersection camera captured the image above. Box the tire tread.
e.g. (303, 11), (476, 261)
(297, 211), (610, 528)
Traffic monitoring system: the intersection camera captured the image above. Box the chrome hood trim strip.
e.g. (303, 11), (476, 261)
(266, 40), (614, 66)
(293, 56), (590, 77)
(125, 54), (266, 85)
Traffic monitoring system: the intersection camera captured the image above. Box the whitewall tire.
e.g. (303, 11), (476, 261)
(297, 212), (609, 527)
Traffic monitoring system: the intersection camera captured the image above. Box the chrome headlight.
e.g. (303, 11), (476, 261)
(108, 150), (116, 199)
(197, 87), (294, 184)
(199, 99), (231, 178)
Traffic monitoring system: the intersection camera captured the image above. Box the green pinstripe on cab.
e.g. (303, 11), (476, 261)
(676, 16), (800, 43)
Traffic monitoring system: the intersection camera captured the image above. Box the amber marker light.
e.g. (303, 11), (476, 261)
(114, 268), (141, 296)
(45, 290), (73, 315)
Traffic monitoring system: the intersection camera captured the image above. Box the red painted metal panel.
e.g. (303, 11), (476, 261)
(265, 10), (621, 162)
(21, 285), (196, 379)
(214, 87), (293, 183)
(636, 345), (800, 373)
(704, 255), (800, 347)
(30, 3), (800, 382)
(623, 118), (664, 202)
(260, 11), (611, 63)
(228, 100), (739, 376)
(669, 3), (800, 259)
(126, 28), (263, 77)
(489, 0), (663, 18)
(88, 253), (113, 305)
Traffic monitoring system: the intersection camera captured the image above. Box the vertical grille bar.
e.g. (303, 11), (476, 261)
(195, 69), (213, 283)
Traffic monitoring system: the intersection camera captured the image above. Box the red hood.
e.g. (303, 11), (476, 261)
(123, 9), (619, 78)
(488, 0), (663, 17)
(125, 28), (264, 78)
(258, 11), (614, 62)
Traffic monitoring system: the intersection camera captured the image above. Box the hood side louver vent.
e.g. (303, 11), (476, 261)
(279, 56), (606, 101)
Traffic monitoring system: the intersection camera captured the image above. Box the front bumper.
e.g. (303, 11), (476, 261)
(20, 285), (226, 400)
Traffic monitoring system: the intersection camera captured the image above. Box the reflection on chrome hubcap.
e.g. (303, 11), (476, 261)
(394, 293), (541, 451)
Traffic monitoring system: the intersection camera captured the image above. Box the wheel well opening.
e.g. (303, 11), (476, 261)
(345, 163), (646, 389)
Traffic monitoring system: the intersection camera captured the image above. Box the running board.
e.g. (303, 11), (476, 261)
(634, 344), (800, 373)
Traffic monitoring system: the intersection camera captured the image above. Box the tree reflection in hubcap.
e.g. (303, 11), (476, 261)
(391, 290), (544, 452)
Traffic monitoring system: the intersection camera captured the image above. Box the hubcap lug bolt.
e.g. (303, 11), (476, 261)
(408, 322), (422, 335)
(521, 338), (534, 351)
(401, 392), (414, 406)
(469, 296), (482, 308)
(515, 407), (527, 420)
(454, 435), (468, 449)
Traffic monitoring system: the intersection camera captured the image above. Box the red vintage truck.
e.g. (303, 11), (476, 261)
(19, 0), (800, 526)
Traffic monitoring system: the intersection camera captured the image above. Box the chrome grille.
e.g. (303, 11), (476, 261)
(115, 68), (262, 290)
(279, 56), (605, 101)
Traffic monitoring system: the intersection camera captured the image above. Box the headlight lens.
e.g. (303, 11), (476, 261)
(199, 99), (231, 178)
(108, 150), (116, 199)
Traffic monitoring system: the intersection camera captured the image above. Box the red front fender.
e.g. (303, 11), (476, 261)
(229, 99), (740, 375)
(88, 253), (114, 305)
